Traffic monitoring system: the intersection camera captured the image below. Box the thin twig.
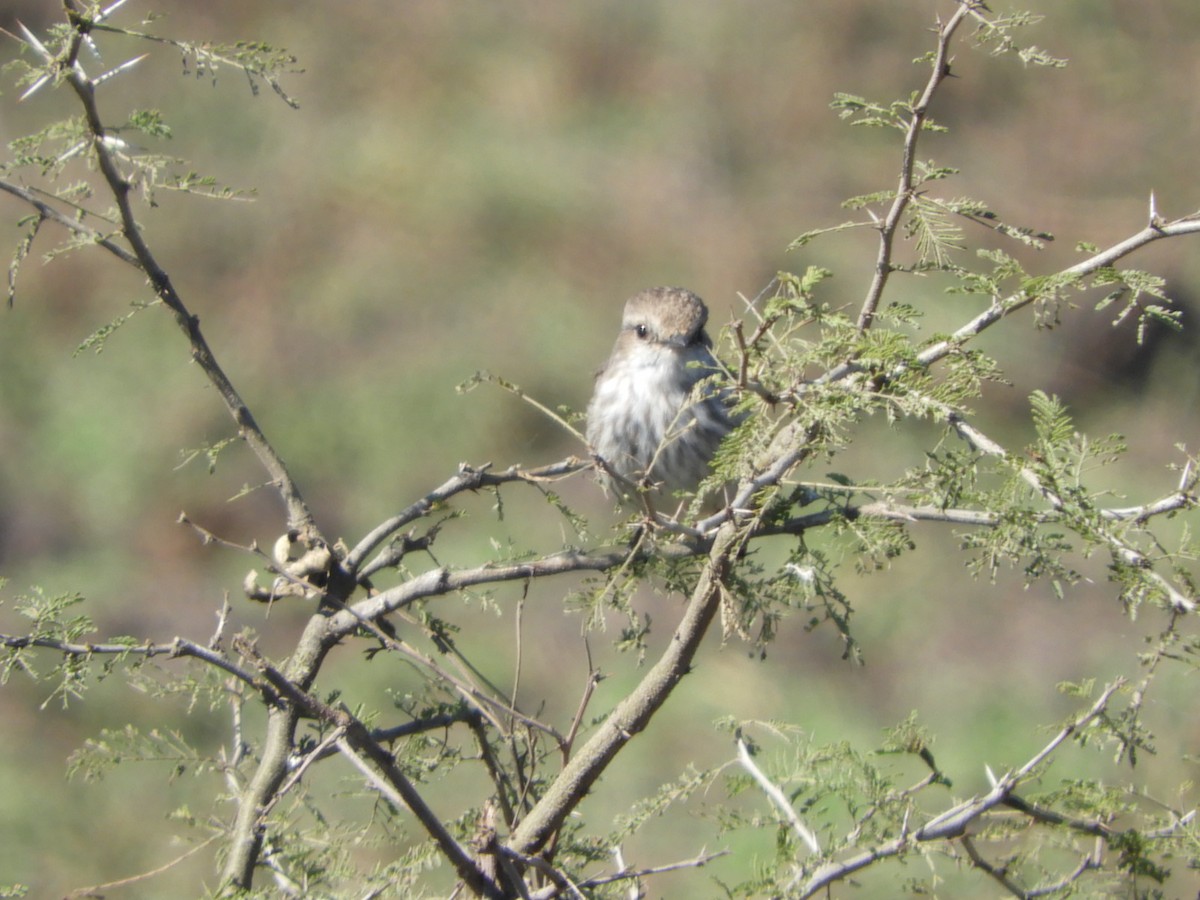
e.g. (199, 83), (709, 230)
(65, 833), (222, 898)
(855, 1), (975, 331)
(563, 668), (604, 761)
(0, 632), (272, 696)
(960, 834), (1028, 898)
(255, 725), (347, 824)
(345, 459), (589, 575)
(531, 849), (728, 898)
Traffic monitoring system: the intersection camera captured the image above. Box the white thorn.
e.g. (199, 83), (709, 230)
(18, 73), (51, 102)
(58, 134), (137, 163)
(99, 134), (134, 153)
(14, 20), (91, 88)
(82, 34), (103, 62)
(56, 140), (87, 162)
(16, 21), (53, 62)
(98, 0), (133, 22)
(93, 53), (149, 87)
(784, 562), (816, 584)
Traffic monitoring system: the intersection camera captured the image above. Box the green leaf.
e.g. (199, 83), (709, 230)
(1029, 390), (1074, 451)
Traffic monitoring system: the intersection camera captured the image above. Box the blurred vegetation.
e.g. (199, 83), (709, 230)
(1, 1), (1200, 897)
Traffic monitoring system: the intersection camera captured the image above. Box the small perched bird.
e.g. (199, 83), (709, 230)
(586, 286), (736, 498)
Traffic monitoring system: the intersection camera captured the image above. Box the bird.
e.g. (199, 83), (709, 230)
(585, 286), (737, 500)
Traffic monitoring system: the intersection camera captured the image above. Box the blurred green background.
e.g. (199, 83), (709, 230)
(2, 1), (1200, 896)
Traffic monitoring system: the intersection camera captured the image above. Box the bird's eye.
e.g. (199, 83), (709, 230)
(635, 324), (648, 339)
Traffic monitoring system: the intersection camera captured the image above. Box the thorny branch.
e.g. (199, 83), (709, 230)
(0, 632), (271, 697)
(794, 682), (1127, 899)
(344, 459), (589, 576)
(4, 4), (318, 542)
(3, 2), (1200, 896)
(949, 412), (1198, 611)
(235, 636), (505, 899)
(814, 208), (1200, 398)
(854, 0), (976, 332)
(914, 214), (1200, 372)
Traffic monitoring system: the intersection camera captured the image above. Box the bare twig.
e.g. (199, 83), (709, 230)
(468, 714), (521, 830)
(65, 833), (222, 898)
(1000, 793), (1112, 838)
(563, 668), (604, 760)
(345, 459), (589, 575)
(963, 832), (1104, 900)
(527, 849), (727, 898)
(1024, 841), (1105, 899)
(0, 178), (140, 266)
(960, 834), (1029, 898)
(255, 725), (346, 823)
